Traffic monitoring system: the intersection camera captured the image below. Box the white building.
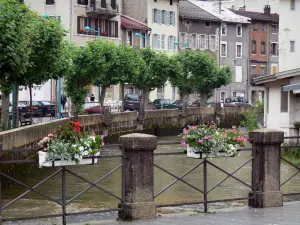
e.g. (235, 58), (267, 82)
(223, 0), (280, 13)
(254, 0), (300, 136)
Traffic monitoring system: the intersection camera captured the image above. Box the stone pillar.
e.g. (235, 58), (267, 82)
(249, 129), (284, 208)
(119, 133), (157, 220)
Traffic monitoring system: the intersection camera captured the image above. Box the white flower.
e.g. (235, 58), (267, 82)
(83, 151), (89, 156)
(79, 146), (84, 151)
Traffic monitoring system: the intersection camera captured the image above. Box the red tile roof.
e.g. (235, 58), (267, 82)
(121, 15), (151, 31)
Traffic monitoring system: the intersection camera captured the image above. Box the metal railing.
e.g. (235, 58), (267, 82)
(0, 144), (125, 225)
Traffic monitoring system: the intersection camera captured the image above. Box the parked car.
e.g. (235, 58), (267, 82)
(19, 101), (43, 116)
(152, 99), (181, 110)
(224, 97), (251, 108)
(83, 102), (103, 114)
(124, 94), (140, 111)
(36, 101), (55, 116)
(0, 102), (29, 119)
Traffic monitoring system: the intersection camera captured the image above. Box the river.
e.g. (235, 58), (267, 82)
(2, 136), (300, 221)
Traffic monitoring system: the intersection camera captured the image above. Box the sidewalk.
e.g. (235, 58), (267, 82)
(82, 201), (300, 225)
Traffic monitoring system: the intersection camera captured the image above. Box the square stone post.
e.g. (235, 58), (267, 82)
(119, 133), (157, 220)
(249, 129), (284, 208)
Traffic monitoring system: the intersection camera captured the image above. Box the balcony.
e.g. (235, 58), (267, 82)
(250, 74), (266, 85)
(87, 0), (119, 19)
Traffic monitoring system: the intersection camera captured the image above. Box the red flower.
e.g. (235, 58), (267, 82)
(72, 122), (81, 133)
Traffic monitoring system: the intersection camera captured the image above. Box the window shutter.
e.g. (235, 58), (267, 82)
(167, 11), (170, 25)
(161, 34), (165, 50)
(115, 21), (118, 38)
(205, 35), (209, 49)
(179, 33), (183, 49)
(270, 43), (273, 55)
(216, 35), (219, 51)
(208, 35), (212, 50)
(277, 44), (279, 56)
(184, 33), (188, 48)
(77, 16), (81, 33)
(157, 34), (160, 49)
(158, 10), (162, 24)
(152, 9), (155, 23)
(173, 12), (176, 26)
(188, 34), (192, 48)
(197, 35), (200, 49)
(168, 36), (171, 50)
(152, 34), (155, 48)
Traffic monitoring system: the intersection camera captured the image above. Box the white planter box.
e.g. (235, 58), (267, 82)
(187, 145), (202, 159)
(38, 151), (100, 167)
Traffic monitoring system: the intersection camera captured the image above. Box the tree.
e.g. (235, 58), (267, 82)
(0, 0), (32, 130)
(170, 51), (231, 112)
(132, 48), (180, 111)
(21, 13), (66, 119)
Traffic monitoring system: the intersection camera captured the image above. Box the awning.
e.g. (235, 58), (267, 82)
(121, 15), (151, 31)
(282, 84), (300, 94)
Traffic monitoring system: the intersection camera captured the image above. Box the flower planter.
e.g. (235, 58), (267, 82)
(38, 151), (100, 167)
(187, 145), (202, 159)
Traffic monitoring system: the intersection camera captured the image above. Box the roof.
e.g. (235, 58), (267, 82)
(179, 1), (221, 21)
(254, 68), (300, 85)
(121, 15), (151, 31)
(231, 10), (279, 23)
(188, 0), (251, 24)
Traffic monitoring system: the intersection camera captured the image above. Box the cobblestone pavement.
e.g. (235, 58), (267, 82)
(75, 201), (300, 225)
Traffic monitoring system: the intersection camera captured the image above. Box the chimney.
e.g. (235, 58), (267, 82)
(264, 5), (271, 14)
(214, 0), (222, 14)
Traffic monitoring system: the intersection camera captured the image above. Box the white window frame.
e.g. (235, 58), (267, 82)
(260, 65), (266, 76)
(199, 34), (206, 50)
(236, 24), (242, 37)
(161, 34), (165, 50)
(221, 23), (227, 36)
(191, 33), (197, 50)
(236, 42), (242, 58)
(220, 91), (227, 103)
(127, 30), (133, 47)
(271, 42), (279, 56)
(161, 10), (166, 24)
(290, 40), (295, 52)
(271, 24), (278, 34)
(153, 9), (158, 24)
(220, 41), (227, 57)
(232, 91), (237, 97)
(140, 32), (147, 48)
(168, 35), (175, 51)
(210, 35), (216, 51)
(235, 66), (243, 82)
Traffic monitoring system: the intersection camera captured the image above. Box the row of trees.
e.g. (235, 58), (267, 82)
(0, 0), (231, 131)
(0, 0), (68, 130)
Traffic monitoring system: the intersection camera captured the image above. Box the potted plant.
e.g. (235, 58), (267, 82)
(180, 123), (247, 159)
(38, 121), (104, 167)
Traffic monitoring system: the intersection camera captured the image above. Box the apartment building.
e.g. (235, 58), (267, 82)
(254, 0), (300, 136)
(233, 6), (279, 104)
(24, 0), (122, 102)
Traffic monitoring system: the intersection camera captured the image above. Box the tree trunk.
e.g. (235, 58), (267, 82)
(55, 80), (58, 118)
(1, 91), (10, 131)
(29, 85), (33, 121)
(119, 83), (125, 112)
(199, 92), (208, 107)
(13, 85), (19, 128)
(100, 86), (106, 106)
(143, 89), (150, 110)
(182, 94), (189, 117)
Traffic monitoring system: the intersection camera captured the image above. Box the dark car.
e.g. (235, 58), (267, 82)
(0, 102), (29, 119)
(152, 99), (180, 110)
(83, 102), (103, 114)
(173, 100), (184, 110)
(124, 94), (140, 111)
(19, 101), (43, 116)
(224, 97), (251, 108)
(37, 101), (55, 116)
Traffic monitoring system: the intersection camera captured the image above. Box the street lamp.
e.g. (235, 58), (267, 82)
(174, 41), (188, 48)
(84, 26), (101, 102)
(135, 32), (149, 47)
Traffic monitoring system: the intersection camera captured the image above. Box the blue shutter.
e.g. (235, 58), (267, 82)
(166, 11), (170, 26)
(158, 10), (162, 24)
(157, 34), (160, 49)
(152, 9), (155, 24)
(152, 34), (155, 48)
(161, 34), (165, 50)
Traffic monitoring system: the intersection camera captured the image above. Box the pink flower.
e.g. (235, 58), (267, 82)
(204, 136), (209, 140)
(232, 126), (236, 129)
(48, 134), (53, 138)
(183, 128), (188, 135)
(101, 135), (105, 139)
(197, 139), (204, 144)
(181, 140), (187, 147)
(101, 142), (105, 147)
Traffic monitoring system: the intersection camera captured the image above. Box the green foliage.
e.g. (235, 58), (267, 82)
(256, 100), (264, 114)
(169, 51), (231, 96)
(240, 109), (259, 132)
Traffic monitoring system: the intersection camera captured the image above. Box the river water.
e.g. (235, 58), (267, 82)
(2, 136), (300, 220)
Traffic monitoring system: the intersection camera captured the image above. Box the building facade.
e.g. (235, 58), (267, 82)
(254, 0), (300, 136)
(233, 6), (279, 104)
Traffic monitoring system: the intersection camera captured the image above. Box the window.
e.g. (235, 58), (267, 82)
(210, 35), (216, 51)
(220, 91), (226, 102)
(127, 31), (133, 46)
(157, 87), (165, 99)
(266, 87), (269, 113)
(78, 0), (88, 5)
(252, 40), (257, 54)
(161, 10), (166, 24)
(205, 21), (211, 27)
(271, 24), (278, 33)
(153, 9), (158, 23)
(168, 35), (175, 50)
(252, 24), (258, 31)
(290, 40), (295, 52)
(235, 66), (243, 82)
(261, 41), (266, 55)
(236, 24), (242, 37)
(236, 43), (242, 58)
(152, 34), (160, 49)
(140, 32), (146, 48)
(221, 41), (227, 57)
(170, 0), (173, 5)
(280, 89), (288, 113)
(179, 33), (185, 48)
(200, 34), (206, 49)
(46, 0), (55, 5)
(271, 64), (278, 74)
(192, 34), (197, 49)
(260, 65), (266, 76)
(221, 24), (227, 36)
(291, 0), (296, 11)
(251, 65), (256, 76)
(271, 43), (279, 56)
(170, 11), (175, 26)
(261, 24), (267, 32)
(233, 92), (237, 97)
(161, 34), (165, 50)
